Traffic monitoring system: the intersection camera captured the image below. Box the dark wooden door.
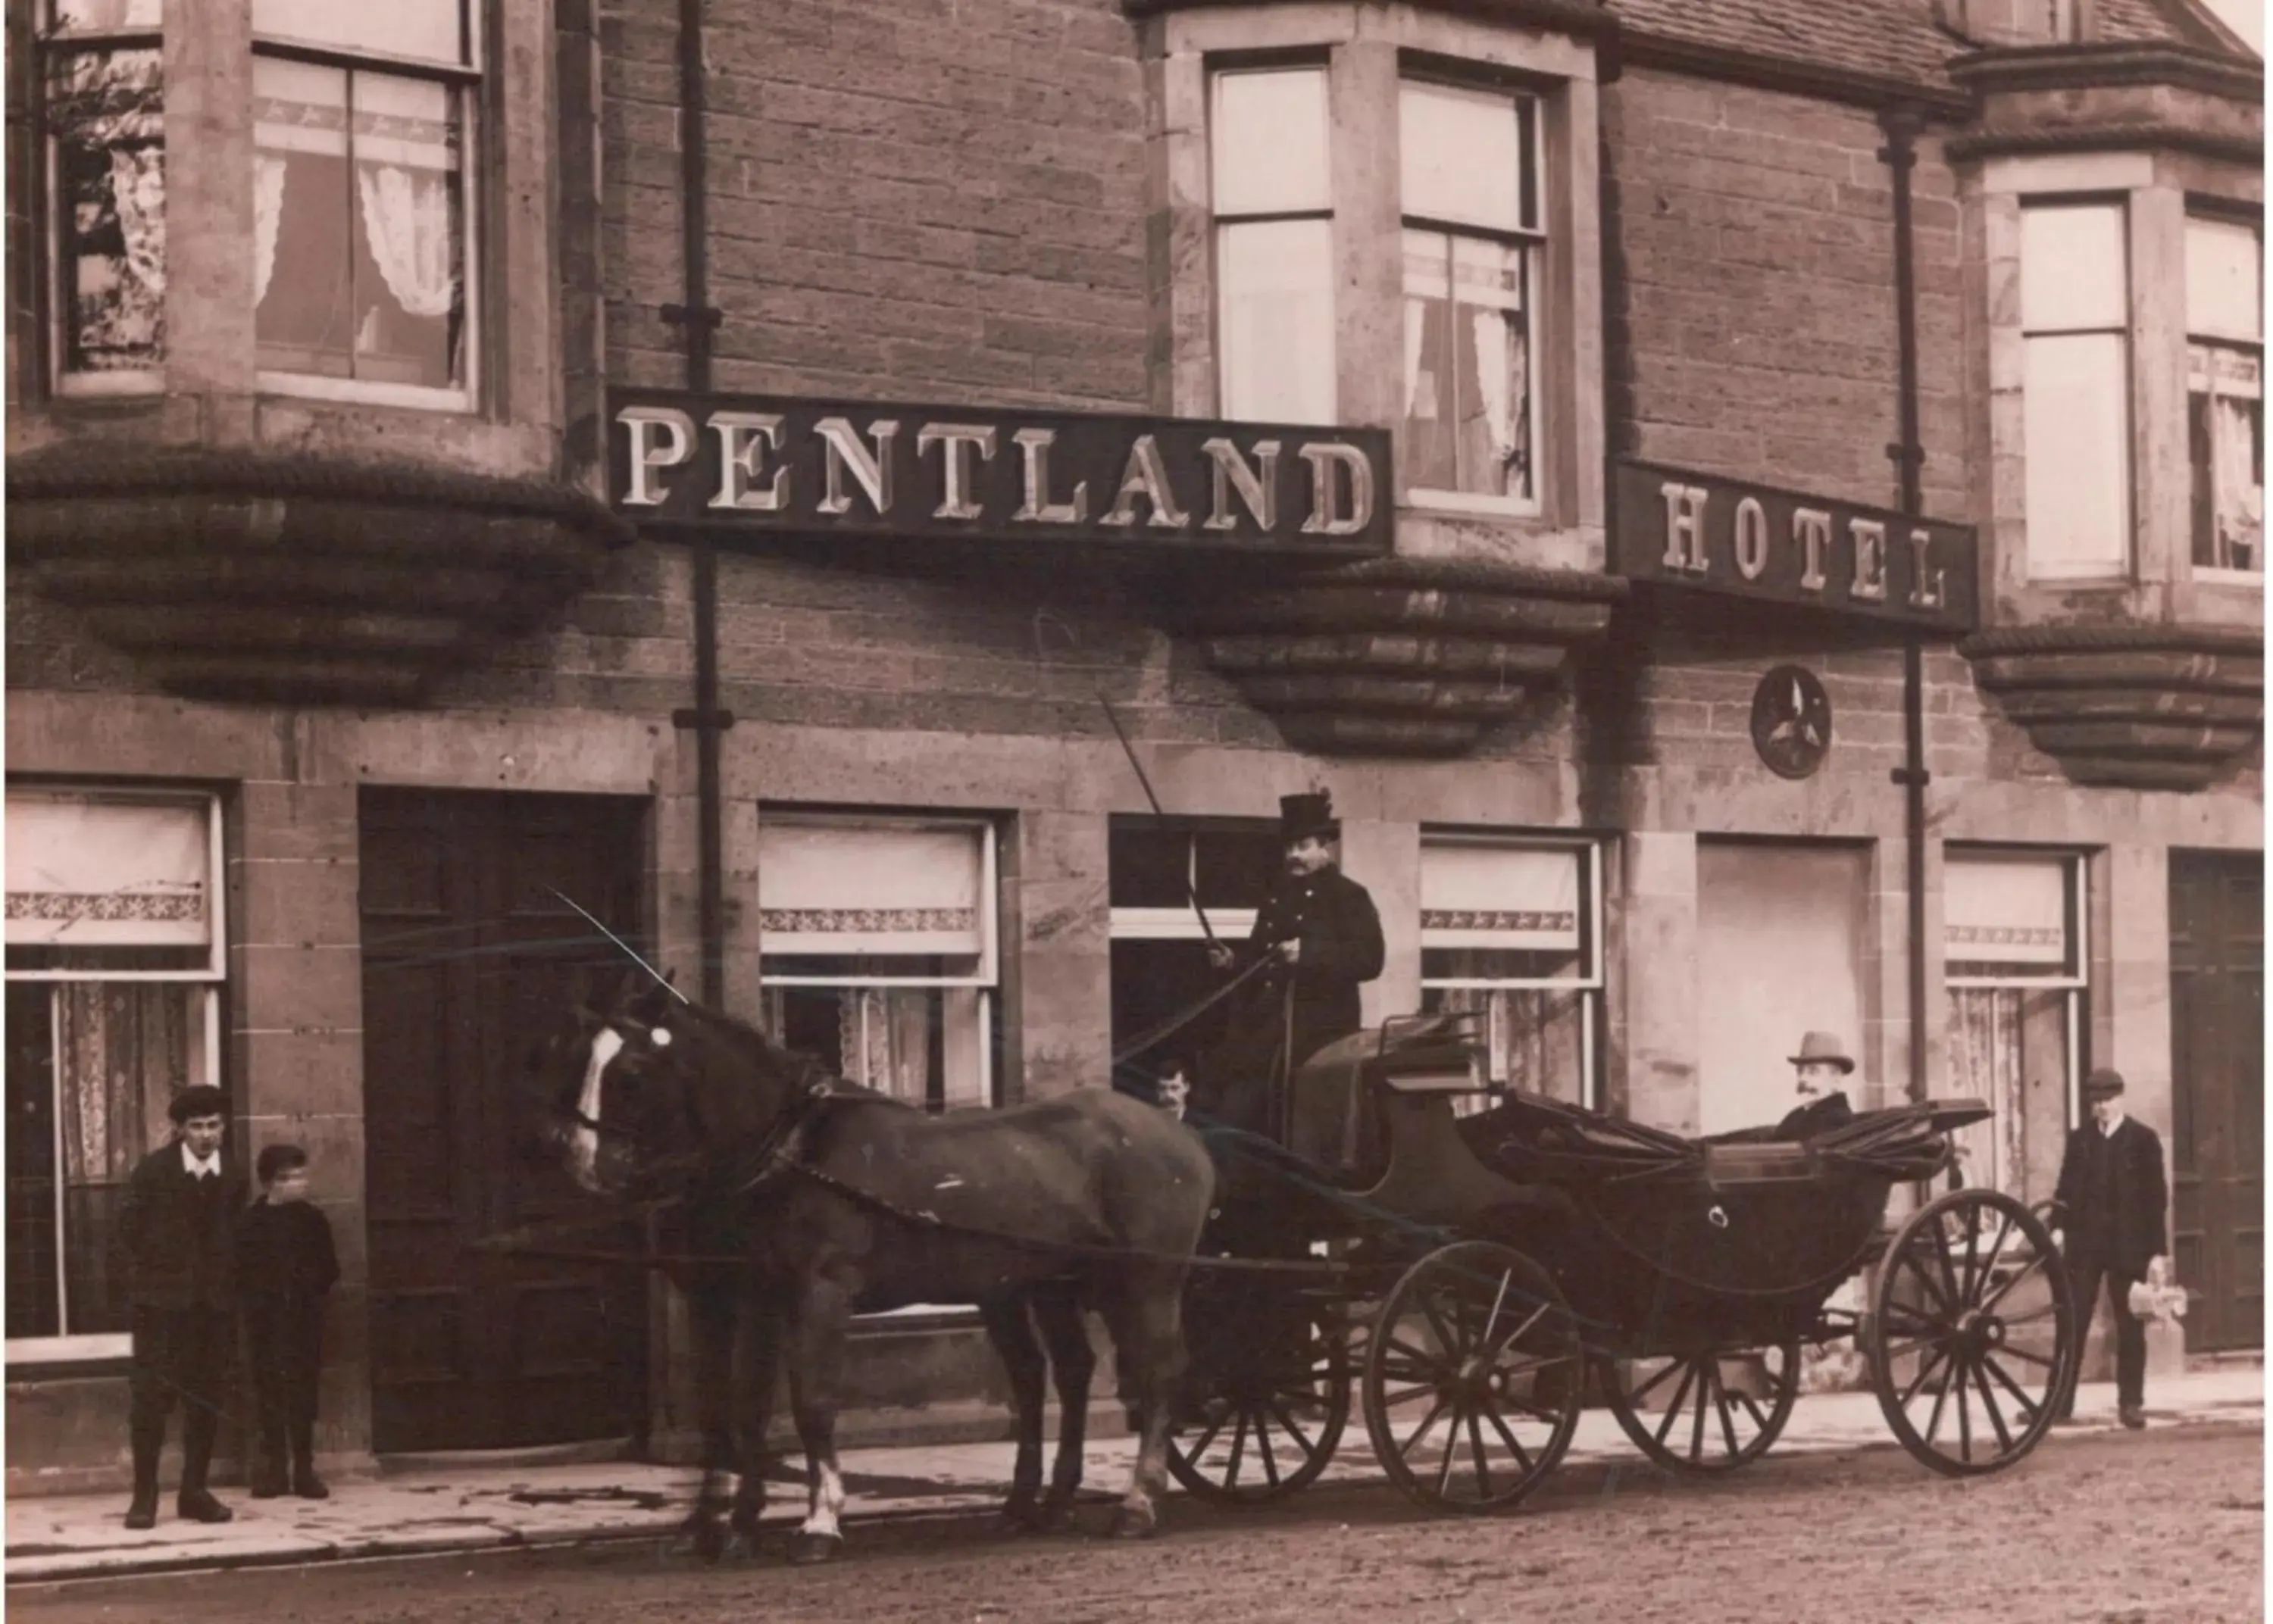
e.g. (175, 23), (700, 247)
(360, 789), (650, 1453)
(2169, 850), (2264, 1354)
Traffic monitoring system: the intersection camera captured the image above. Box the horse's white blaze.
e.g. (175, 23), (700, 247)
(799, 1460), (846, 1540)
(569, 1026), (624, 1191)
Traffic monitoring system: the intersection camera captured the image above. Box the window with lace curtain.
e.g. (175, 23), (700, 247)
(1400, 77), (1542, 515)
(1417, 835), (1600, 1112)
(2186, 214), (2263, 579)
(1943, 850), (2087, 1202)
(5, 788), (226, 1363)
(756, 814), (1000, 1113)
(252, 0), (477, 406)
(39, 0), (165, 393)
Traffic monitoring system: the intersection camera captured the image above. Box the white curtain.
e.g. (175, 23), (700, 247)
(355, 164), (458, 319)
(1402, 298), (1428, 420)
(105, 146), (166, 342)
(1470, 307), (1511, 476)
(253, 155), (288, 308)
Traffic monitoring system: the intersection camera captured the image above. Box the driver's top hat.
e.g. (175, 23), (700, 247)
(1279, 792), (1339, 843)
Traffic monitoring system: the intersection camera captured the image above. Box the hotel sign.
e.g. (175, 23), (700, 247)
(608, 389), (1394, 561)
(1610, 459), (1980, 634)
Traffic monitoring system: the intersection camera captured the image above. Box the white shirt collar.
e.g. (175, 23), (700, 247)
(180, 1141), (220, 1179)
(2099, 1110), (2125, 1137)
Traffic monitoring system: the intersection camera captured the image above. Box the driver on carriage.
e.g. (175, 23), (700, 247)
(1199, 792), (1385, 1135)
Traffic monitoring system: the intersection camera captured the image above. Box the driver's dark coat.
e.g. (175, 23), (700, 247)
(1236, 864), (1387, 1070)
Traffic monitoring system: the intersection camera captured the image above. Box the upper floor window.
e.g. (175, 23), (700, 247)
(2020, 199), (2131, 580)
(2186, 214), (2264, 578)
(1400, 78), (1542, 514)
(252, 0), (479, 408)
(1208, 64), (1336, 426)
(40, 0), (164, 394)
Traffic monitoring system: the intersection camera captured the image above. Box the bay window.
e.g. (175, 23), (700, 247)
(252, 0), (478, 404)
(2186, 214), (2264, 577)
(1208, 64), (1337, 426)
(40, 0), (165, 392)
(5, 788), (226, 1360)
(756, 814), (999, 1111)
(1400, 78), (1542, 512)
(2019, 200), (2132, 579)
(1943, 850), (2087, 1201)
(1418, 835), (1601, 1110)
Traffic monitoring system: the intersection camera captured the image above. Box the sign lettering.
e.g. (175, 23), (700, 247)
(609, 389), (1393, 560)
(1611, 460), (1979, 634)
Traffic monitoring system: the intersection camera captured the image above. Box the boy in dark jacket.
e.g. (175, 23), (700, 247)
(238, 1145), (340, 1498)
(117, 1084), (249, 1529)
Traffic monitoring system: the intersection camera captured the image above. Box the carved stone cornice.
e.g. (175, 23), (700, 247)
(1180, 555), (1627, 756)
(7, 447), (633, 707)
(1960, 623), (2263, 791)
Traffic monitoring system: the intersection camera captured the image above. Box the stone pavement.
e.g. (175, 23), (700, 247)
(6, 1369), (2258, 1585)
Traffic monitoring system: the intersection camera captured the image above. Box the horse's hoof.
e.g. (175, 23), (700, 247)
(1108, 1506), (1159, 1541)
(789, 1532), (843, 1566)
(995, 1503), (1042, 1535)
(720, 1530), (760, 1563)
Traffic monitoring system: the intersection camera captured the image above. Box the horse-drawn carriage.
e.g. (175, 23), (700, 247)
(1165, 1013), (2081, 1514)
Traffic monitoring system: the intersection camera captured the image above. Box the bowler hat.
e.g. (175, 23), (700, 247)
(1787, 1031), (1856, 1073)
(2082, 1067), (2127, 1100)
(167, 1084), (228, 1125)
(1280, 791), (1339, 843)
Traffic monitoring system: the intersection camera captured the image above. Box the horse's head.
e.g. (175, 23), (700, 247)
(537, 965), (700, 1199)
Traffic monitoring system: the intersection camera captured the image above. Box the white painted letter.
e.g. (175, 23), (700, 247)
(618, 407), (696, 508)
(1733, 495), (1769, 580)
(1102, 434), (1190, 529)
(1201, 437), (1280, 532)
(1849, 517), (1888, 601)
(916, 423), (999, 521)
(1659, 483), (1710, 575)
(708, 412), (789, 511)
(814, 417), (901, 517)
(1907, 528), (1946, 610)
(1793, 508), (1832, 592)
(1299, 443), (1375, 537)
(1012, 428), (1089, 523)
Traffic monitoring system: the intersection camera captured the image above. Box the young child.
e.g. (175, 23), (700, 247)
(237, 1145), (340, 1499)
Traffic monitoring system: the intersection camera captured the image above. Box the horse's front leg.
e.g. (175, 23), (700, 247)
(979, 1297), (1049, 1532)
(725, 1283), (783, 1557)
(1109, 1268), (1190, 1541)
(1033, 1286), (1097, 1531)
(676, 1272), (736, 1562)
(786, 1275), (856, 1565)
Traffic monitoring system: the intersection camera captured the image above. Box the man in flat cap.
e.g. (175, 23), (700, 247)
(2051, 1067), (2169, 1429)
(1774, 1030), (1859, 1139)
(1204, 791), (1385, 1136)
(115, 1083), (248, 1528)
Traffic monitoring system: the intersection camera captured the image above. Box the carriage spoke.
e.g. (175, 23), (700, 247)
(1960, 1209), (1985, 1307)
(1687, 1361), (1712, 1463)
(1652, 1362), (1699, 1448)
(1922, 1356), (1955, 1448)
(1224, 1406), (1250, 1488)
(1973, 1211), (2018, 1295)
(1399, 1396), (1452, 1460)
(1978, 1251), (2049, 1316)
(1185, 1407), (1230, 1462)
(1733, 1385), (1772, 1434)
(1484, 1404), (1534, 1475)
(1981, 1351), (2046, 1422)
(1255, 1407), (1282, 1487)
(1480, 1270), (1513, 1352)
(1900, 1342), (1952, 1410)
(1467, 1410), (1493, 1501)
(1384, 1337), (1449, 1377)
(1993, 1343), (2058, 1371)
(1929, 1217), (1965, 1318)
(1969, 1356), (2015, 1454)
(1434, 1411), (1462, 1502)
(1879, 1302), (1946, 1338)
(1377, 1382), (1437, 1410)
(1625, 1357), (1690, 1407)
(1267, 1397), (1316, 1457)
(1708, 1362), (1743, 1460)
(1420, 1295), (1465, 1363)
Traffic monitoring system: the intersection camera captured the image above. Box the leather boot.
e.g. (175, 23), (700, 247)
(177, 1404), (233, 1523)
(123, 1424), (162, 1530)
(290, 1419), (329, 1500)
(250, 1416), (289, 1499)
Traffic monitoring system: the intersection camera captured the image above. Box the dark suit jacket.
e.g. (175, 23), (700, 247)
(2053, 1116), (2169, 1277)
(1242, 865), (1386, 1067)
(115, 1144), (249, 1311)
(1774, 1090), (1856, 1140)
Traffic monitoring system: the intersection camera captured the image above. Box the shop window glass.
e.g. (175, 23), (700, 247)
(2019, 201), (2131, 579)
(2186, 216), (2264, 576)
(1209, 66), (1336, 425)
(5, 788), (224, 1360)
(1417, 837), (1599, 1110)
(756, 814), (999, 1112)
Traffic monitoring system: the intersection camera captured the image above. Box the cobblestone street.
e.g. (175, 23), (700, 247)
(16, 1423), (2259, 1624)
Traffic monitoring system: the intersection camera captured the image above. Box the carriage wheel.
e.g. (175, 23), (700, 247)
(1868, 1188), (2076, 1477)
(1361, 1241), (1584, 1515)
(1599, 1339), (1802, 1474)
(1167, 1301), (1349, 1504)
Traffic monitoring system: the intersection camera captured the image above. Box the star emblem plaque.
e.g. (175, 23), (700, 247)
(1749, 664), (1832, 779)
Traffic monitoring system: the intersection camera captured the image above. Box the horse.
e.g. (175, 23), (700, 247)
(540, 967), (1216, 1561)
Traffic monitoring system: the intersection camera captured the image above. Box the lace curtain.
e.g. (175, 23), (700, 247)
(1945, 988), (2026, 1196)
(253, 155), (288, 308)
(102, 145), (167, 361)
(55, 984), (190, 1335)
(355, 164), (458, 320)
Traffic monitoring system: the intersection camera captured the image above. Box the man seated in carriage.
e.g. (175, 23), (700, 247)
(1200, 791), (1386, 1138)
(1771, 1030), (1859, 1139)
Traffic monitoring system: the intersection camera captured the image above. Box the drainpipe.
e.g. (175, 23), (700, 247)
(1877, 106), (1930, 1107)
(663, 0), (729, 1009)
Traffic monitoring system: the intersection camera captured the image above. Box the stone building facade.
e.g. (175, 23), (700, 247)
(5, 0), (2260, 1491)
